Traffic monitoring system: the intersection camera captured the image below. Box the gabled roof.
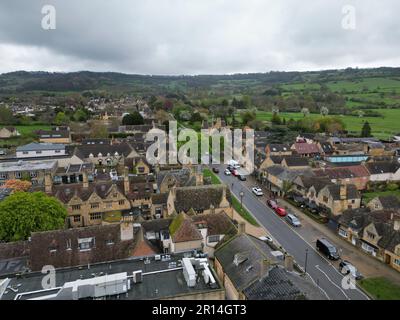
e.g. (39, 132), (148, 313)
(324, 184), (360, 200)
(72, 142), (135, 159)
(169, 213), (203, 243)
(173, 185), (231, 213)
(192, 212), (237, 237)
(292, 143), (320, 155)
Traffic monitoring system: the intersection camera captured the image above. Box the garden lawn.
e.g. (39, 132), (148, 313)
(361, 190), (400, 204)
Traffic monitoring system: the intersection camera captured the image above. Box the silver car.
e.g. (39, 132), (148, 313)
(285, 214), (301, 227)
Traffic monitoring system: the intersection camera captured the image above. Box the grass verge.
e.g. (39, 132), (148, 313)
(203, 168), (259, 226)
(359, 277), (400, 300)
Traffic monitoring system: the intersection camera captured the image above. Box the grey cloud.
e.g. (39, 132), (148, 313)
(0, 0), (399, 74)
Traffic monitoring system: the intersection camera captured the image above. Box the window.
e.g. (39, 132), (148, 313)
(323, 196), (328, 203)
(105, 239), (114, 246)
(55, 150), (61, 153)
(351, 199), (355, 204)
(113, 193), (118, 198)
(30, 171), (37, 178)
(361, 242), (376, 256)
(90, 212), (102, 220)
(338, 229), (348, 238)
(36, 151), (42, 154)
(22, 151), (29, 155)
(78, 237), (95, 251)
(72, 204), (81, 211)
(367, 232), (375, 240)
(15, 172), (22, 179)
(118, 200), (125, 206)
(91, 203), (100, 209)
(73, 215), (81, 222)
(395, 259), (400, 266)
(138, 167), (145, 173)
(208, 235), (220, 243)
(66, 239), (72, 250)
(0, 173), (8, 179)
(105, 202), (112, 208)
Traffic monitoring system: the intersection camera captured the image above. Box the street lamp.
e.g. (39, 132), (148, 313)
(304, 248), (309, 274)
(239, 190), (244, 211)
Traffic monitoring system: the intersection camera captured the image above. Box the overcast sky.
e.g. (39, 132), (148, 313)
(0, 0), (399, 75)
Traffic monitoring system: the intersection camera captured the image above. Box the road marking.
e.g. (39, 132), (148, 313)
(305, 272), (331, 300)
(315, 265), (350, 300)
(220, 172), (369, 300)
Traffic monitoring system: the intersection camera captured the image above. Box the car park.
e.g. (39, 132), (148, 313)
(316, 238), (340, 260)
(252, 187), (263, 196)
(339, 260), (363, 280)
(285, 214), (301, 227)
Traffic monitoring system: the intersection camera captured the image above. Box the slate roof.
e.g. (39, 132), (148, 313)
(214, 234), (279, 291)
(142, 218), (173, 233)
(294, 175), (332, 192)
(169, 213), (203, 243)
(173, 185), (231, 213)
(375, 195), (400, 210)
(151, 193), (169, 205)
(192, 212), (237, 237)
(314, 165), (370, 179)
(156, 168), (195, 189)
(365, 161), (400, 175)
(325, 184), (360, 200)
(17, 142), (65, 152)
(267, 144), (291, 153)
(282, 156), (309, 167)
(243, 266), (326, 300)
(72, 142), (135, 159)
(292, 143), (320, 155)
(38, 129), (70, 139)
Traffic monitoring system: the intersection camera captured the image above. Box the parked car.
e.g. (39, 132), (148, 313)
(224, 169), (231, 175)
(339, 260), (363, 279)
(285, 214), (301, 227)
(339, 260), (363, 280)
(259, 235), (274, 243)
(292, 195), (306, 208)
(252, 187), (263, 196)
(212, 167), (220, 173)
(267, 199), (278, 209)
(316, 238), (340, 260)
(306, 201), (319, 214)
(274, 207), (287, 217)
(238, 174), (246, 181)
(232, 169), (239, 177)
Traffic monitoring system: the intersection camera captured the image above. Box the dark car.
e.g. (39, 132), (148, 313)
(238, 175), (247, 181)
(306, 201), (319, 214)
(212, 167), (220, 174)
(339, 260), (363, 280)
(316, 238), (340, 260)
(267, 199), (278, 209)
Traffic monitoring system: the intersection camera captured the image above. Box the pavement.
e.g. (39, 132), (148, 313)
(214, 164), (371, 300)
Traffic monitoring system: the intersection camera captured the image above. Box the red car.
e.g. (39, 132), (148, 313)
(274, 207), (287, 217)
(232, 169), (239, 176)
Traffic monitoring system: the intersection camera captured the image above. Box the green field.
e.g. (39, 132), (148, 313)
(359, 277), (400, 300)
(14, 124), (51, 135)
(239, 110), (400, 139)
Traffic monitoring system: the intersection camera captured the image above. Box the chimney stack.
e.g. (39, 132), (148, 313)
(339, 184), (347, 200)
(238, 221), (246, 234)
(124, 167), (130, 194)
(82, 171), (89, 188)
(259, 259), (270, 279)
(44, 172), (52, 194)
(284, 254), (294, 272)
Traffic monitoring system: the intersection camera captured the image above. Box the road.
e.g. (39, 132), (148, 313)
(215, 166), (369, 300)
